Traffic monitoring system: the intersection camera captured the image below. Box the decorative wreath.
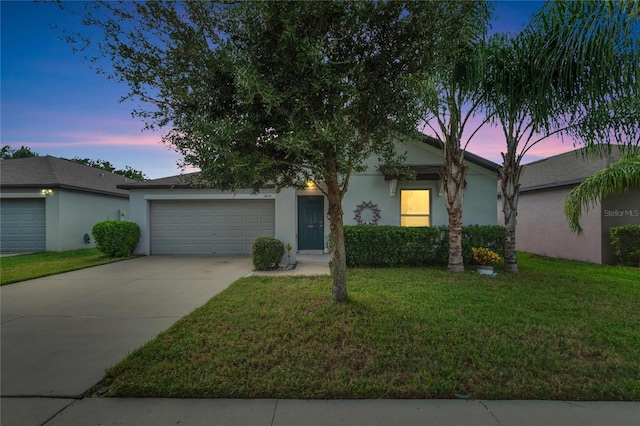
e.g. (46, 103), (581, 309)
(354, 201), (381, 225)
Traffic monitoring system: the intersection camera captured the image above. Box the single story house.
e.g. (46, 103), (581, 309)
(0, 156), (132, 252)
(507, 146), (639, 264)
(120, 136), (500, 263)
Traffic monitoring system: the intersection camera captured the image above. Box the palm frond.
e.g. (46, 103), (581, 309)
(565, 154), (640, 234)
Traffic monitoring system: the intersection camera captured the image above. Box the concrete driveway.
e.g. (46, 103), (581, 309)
(1, 255), (252, 423)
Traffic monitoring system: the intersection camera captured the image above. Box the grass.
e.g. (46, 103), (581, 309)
(0, 249), (135, 285)
(96, 253), (639, 400)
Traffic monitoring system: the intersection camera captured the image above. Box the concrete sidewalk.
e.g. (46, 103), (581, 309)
(3, 397), (638, 426)
(2, 254), (638, 426)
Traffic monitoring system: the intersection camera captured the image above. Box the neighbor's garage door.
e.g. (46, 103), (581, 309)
(150, 199), (275, 254)
(0, 198), (46, 252)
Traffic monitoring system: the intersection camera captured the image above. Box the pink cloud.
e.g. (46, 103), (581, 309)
(28, 130), (165, 147)
(466, 125), (576, 165)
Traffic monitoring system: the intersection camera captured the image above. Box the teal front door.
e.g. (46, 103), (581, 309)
(298, 196), (324, 250)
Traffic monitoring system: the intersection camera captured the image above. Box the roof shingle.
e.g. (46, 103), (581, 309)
(0, 156), (133, 197)
(520, 147), (622, 192)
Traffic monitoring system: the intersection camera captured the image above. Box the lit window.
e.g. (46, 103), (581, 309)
(400, 189), (430, 226)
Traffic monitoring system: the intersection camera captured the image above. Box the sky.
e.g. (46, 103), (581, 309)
(1, 1), (571, 180)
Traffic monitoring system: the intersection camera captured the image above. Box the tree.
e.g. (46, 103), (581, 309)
(565, 153), (640, 234)
(416, 1), (492, 272)
(482, 33), (549, 273)
(64, 1), (473, 302)
(1, 145), (39, 159)
(69, 157), (147, 180)
(484, 0), (640, 272)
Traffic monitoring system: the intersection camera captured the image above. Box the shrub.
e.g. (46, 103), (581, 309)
(252, 236), (285, 270)
(610, 225), (640, 266)
(92, 220), (141, 257)
(344, 224), (505, 268)
(472, 247), (502, 266)
(344, 225), (447, 267)
(461, 225), (506, 265)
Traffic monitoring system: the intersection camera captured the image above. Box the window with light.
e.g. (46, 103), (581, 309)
(400, 189), (430, 226)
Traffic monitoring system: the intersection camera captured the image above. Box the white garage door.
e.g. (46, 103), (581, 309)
(0, 198), (46, 252)
(150, 199), (275, 254)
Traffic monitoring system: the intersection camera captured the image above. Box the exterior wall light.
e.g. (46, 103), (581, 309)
(41, 189), (53, 196)
(306, 181), (316, 190)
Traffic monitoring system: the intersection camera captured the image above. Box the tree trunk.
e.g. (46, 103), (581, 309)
(447, 198), (464, 272)
(500, 150), (521, 273)
(325, 179), (348, 303)
(442, 148), (468, 273)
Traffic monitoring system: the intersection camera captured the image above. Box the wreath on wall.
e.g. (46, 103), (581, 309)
(354, 201), (381, 225)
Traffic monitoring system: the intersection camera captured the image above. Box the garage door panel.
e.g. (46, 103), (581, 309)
(263, 215), (275, 224)
(245, 216), (259, 224)
(150, 199), (275, 255)
(228, 229), (243, 238)
(230, 216), (244, 224)
(229, 243), (245, 252)
(245, 229), (260, 238)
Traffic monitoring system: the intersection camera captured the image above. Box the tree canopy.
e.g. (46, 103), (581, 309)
(69, 157), (147, 180)
(1, 145), (39, 159)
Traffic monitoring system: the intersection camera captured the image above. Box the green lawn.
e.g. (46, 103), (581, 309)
(0, 249), (135, 285)
(95, 253), (639, 400)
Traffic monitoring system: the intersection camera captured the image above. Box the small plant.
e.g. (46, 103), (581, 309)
(472, 247), (501, 266)
(285, 243), (293, 266)
(252, 236), (285, 270)
(92, 220), (140, 257)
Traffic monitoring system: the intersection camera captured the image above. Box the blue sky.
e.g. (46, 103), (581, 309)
(1, 0), (565, 179)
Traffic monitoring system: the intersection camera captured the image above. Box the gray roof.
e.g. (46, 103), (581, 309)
(0, 156), (133, 198)
(118, 172), (198, 189)
(120, 136), (500, 190)
(520, 146), (623, 192)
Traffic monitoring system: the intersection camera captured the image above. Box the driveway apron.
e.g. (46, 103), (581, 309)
(1, 255), (251, 399)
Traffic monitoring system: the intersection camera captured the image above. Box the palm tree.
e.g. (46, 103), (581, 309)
(565, 154), (640, 234)
(484, 0), (640, 272)
(417, 0), (492, 272)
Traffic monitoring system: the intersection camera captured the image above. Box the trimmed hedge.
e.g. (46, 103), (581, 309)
(344, 225), (505, 268)
(610, 225), (640, 266)
(344, 226), (447, 267)
(252, 236), (285, 270)
(92, 220), (141, 257)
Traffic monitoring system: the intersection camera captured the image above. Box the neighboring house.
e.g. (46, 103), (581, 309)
(506, 147), (639, 264)
(120, 136), (499, 263)
(0, 156), (132, 252)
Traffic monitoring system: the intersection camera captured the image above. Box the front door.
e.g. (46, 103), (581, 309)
(298, 196), (324, 250)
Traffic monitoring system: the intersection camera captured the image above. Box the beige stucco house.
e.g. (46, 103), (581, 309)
(505, 147), (639, 264)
